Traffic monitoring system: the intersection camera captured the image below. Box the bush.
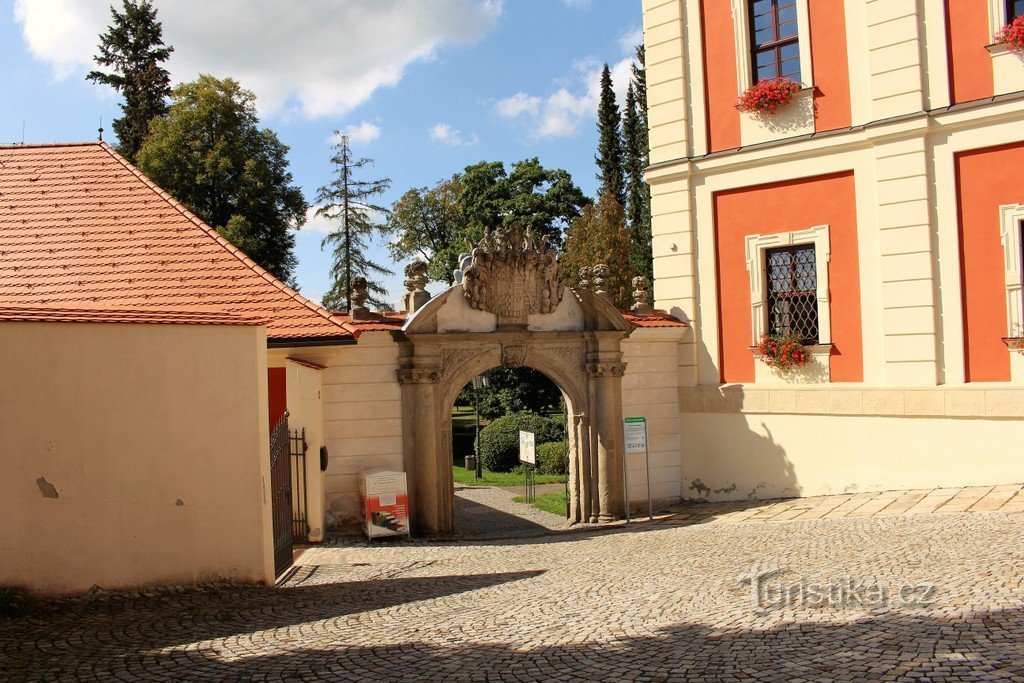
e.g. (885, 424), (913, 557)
(479, 411), (564, 472)
(537, 441), (568, 475)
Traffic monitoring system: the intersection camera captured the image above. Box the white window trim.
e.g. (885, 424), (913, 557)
(999, 203), (1024, 336)
(730, 0), (814, 96)
(988, 0), (1009, 41)
(745, 225), (831, 345)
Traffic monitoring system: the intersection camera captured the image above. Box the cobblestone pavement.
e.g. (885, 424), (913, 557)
(453, 485), (568, 538)
(3, 492), (1024, 681)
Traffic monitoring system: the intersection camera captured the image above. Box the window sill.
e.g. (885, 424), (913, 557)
(1002, 336), (1024, 350)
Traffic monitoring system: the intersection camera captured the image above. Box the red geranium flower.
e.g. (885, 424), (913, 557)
(754, 333), (809, 371)
(998, 15), (1024, 54)
(738, 77), (801, 115)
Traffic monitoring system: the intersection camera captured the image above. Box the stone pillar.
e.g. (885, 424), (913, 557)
(587, 361), (627, 522)
(397, 367), (445, 534)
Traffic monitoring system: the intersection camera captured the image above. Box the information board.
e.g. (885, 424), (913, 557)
(519, 430), (536, 465)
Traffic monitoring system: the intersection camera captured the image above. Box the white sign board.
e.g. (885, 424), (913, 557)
(519, 430), (536, 465)
(624, 417), (648, 454)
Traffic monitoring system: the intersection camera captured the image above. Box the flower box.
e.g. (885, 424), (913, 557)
(997, 15), (1024, 56)
(1002, 336), (1024, 352)
(737, 77), (801, 116)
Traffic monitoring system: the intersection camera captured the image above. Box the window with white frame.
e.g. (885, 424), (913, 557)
(1000, 204), (1024, 338)
(989, 0), (1024, 38)
(745, 225), (831, 345)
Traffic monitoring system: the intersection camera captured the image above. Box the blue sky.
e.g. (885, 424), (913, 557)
(2, 0), (641, 307)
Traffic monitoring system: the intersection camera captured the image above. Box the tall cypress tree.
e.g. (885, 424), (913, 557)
(86, 1), (173, 162)
(595, 63), (625, 206)
(315, 135), (394, 312)
(624, 46), (653, 296)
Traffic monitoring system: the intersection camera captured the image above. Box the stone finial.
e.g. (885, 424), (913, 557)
(350, 276), (371, 319)
(452, 252), (472, 285)
(577, 266), (592, 291)
(592, 264), (610, 301)
(631, 275), (653, 315)
(403, 260), (431, 314)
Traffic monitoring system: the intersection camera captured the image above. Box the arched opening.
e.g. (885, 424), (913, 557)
(449, 367), (571, 533)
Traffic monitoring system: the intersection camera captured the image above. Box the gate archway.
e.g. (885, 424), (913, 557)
(395, 228), (633, 534)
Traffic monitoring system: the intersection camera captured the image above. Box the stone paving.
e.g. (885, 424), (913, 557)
(2, 486), (1024, 681)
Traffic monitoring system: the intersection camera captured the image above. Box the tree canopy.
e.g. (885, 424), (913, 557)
(87, 0), (173, 162)
(386, 158), (588, 284)
(623, 45), (653, 297)
(315, 135), (394, 312)
(136, 75), (307, 284)
(595, 63), (625, 206)
(560, 191), (634, 309)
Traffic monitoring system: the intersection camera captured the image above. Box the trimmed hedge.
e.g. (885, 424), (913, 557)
(478, 411), (564, 472)
(537, 441), (568, 475)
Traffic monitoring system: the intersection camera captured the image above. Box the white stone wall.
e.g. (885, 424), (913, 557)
(621, 327), (687, 509)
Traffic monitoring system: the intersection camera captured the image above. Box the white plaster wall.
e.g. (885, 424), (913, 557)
(0, 320), (273, 595)
(680, 410), (1024, 501)
(621, 327), (686, 509)
(320, 332), (404, 530)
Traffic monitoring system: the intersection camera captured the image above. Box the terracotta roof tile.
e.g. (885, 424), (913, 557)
(0, 142), (350, 341)
(0, 304), (262, 326)
(621, 310), (688, 328)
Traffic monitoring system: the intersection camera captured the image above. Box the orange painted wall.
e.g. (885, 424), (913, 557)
(268, 367), (287, 432)
(808, 0), (851, 131)
(700, 0), (741, 152)
(946, 0), (995, 103)
(714, 172), (863, 383)
(955, 142), (1024, 382)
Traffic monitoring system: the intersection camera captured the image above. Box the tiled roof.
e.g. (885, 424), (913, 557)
(0, 142), (350, 342)
(621, 310), (688, 328)
(335, 311), (408, 337)
(0, 304), (263, 326)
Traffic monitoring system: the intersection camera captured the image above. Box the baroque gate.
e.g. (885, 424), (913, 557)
(396, 227), (633, 534)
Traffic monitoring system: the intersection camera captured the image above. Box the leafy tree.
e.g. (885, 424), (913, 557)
(386, 158), (588, 284)
(595, 63), (625, 206)
(315, 134), (393, 311)
(560, 191), (634, 308)
(459, 367), (562, 421)
(479, 411), (565, 473)
(386, 180), (463, 284)
(137, 75), (307, 283)
(87, 0), (173, 162)
(624, 45), (654, 296)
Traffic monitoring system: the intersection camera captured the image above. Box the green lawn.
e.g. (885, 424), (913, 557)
(513, 490), (569, 517)
(452, 457), (566, 487)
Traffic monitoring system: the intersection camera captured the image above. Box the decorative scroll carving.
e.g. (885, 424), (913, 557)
(396, 368), (442, 384)
(462, 225), (564, 328)
(546, 344), (586, 374)
(440, 346), (488, 379)
(586, 362), (627, 378)
(501, 342), (528, 368)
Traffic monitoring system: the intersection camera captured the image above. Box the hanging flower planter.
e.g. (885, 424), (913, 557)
(997, 14), (1024, 55)
(738, 77), (801, 116)
(753, 333), (808, 371)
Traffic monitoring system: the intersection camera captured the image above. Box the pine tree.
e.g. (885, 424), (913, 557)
(86, 1), (173, 162)
(315, 134), (394, 312)
(595, 63), (625, 206)
(624, 45), (653, 298)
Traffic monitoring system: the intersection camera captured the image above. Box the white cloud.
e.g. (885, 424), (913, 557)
(303, 204), (387, 235)
(619, 27), (643, 53)
(561, 0), (592, 8)
(331, 122), (381, 145)
(429, 122), (478, 146)
(496, 56), (634, 139)
(14, 0), (504, 119)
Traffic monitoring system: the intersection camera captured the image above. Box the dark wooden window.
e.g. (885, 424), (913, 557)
(766, 244), (818, 343)
(1009, 0), (1024, 20)
(750, 0), (801, 83)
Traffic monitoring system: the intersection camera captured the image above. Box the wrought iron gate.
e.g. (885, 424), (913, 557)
(290, 428), (309, 542)
(270, 412), (293, 576)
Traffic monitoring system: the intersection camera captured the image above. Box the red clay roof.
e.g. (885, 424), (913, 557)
(621, 310), (688, 328)
(0, 304), (263, 326)
(0, 142), (350, 342)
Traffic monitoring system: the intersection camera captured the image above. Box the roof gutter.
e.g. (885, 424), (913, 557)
(266, 335), (357, 349)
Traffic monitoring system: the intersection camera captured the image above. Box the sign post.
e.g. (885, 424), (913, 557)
(519, 430), (536, 503)
(624, 417), (653, 522)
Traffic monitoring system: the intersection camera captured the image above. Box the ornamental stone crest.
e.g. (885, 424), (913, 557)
(462, 225), (564, 328)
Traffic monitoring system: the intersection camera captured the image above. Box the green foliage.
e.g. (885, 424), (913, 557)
(560, 192), (634, 308)
(513, 490), (568, 517)
(623, 48), (653, 299)
(385, 158), (588, 283)
(87, 0), (173, 162)
(536, 441), (568, 476)
(315, 135), (394, 311)
(596, 63), (625, 206)
(136, 76), (307, 284)
(461, 367), (562, 421)
(479, 412), (565, 473)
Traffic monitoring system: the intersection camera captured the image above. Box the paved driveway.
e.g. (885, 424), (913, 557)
(3, 488), (1024, 681)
